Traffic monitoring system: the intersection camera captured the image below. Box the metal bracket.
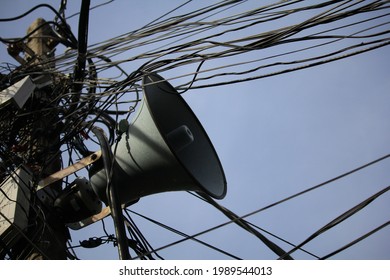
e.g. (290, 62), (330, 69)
(35, 150), (113, 230)
(36, 150), (101, 191)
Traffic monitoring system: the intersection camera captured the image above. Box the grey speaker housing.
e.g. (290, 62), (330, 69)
(89, 73), (227, 205)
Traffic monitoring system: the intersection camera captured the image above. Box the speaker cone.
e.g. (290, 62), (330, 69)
(89, 73), (227, 205)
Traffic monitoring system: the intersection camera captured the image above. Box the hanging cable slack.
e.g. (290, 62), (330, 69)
(91, 126), (130, 260)
(277, 185), (390, 260)
(199, 193), (294, 260)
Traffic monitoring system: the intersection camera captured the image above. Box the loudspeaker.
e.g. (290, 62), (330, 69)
(89, 73), (226, 205)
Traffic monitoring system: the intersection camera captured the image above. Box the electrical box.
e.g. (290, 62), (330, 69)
(0, 165), (32, 248)
(0, 76), (35, 109)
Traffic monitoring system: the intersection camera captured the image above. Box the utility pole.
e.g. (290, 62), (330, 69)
(7, 18), (69, 260)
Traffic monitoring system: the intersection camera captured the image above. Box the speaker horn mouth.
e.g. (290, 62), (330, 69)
(142, 73), (227, 199)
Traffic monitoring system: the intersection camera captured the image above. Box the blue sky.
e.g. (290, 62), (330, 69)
(1, 1), (389, 260)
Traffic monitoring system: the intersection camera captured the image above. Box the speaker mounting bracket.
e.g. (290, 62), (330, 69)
(35, 150), (121, 230)
(36, 151), (101, 191)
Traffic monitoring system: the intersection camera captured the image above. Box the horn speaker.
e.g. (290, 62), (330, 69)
(89, 73), (227, 205)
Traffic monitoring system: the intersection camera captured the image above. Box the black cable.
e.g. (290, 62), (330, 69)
(66, 0), (115, 20)
(126, 209), (242, 260)
(123, 216), (155, 260)
(0, 21), (65, 44)
(199, 193), (293, 260)
(320, 221), (390, 260)
(90, 126), (130, 260)
(0, 4), (77, 47)
(244, 219), (320, 259)
(177, 59), (205, 94)
(123, 210), (162, 260)
(0, 3), (66, 22)
(189, 191), (320, 259)
(133, 154), (390, 259)
(73, 0), (91, 94)
(277, 186), (390, 260)
(227, 154), (390, 223)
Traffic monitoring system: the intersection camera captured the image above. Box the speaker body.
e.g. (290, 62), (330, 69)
(89, 73), (226, 205)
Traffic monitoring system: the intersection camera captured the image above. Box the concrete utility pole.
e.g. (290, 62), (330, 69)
(10, 18), (68, 260)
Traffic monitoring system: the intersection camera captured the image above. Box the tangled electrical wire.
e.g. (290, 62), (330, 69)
(0, 0), (389, 259)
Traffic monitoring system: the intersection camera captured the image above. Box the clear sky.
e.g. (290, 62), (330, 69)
(1, 0), (389, 260)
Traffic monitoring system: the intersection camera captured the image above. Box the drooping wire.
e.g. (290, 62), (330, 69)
(188, 191), (320, 259)
(320, 221), (390, 260)
(121, 154), (389, 259)
(277, 186), (390, 259)
(232, 154), (390, 222)
(0, 3), (77, 47)
(125, 208), (242, 260)
(122, 211), (162, 260)
(197, 193), (293, 260)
